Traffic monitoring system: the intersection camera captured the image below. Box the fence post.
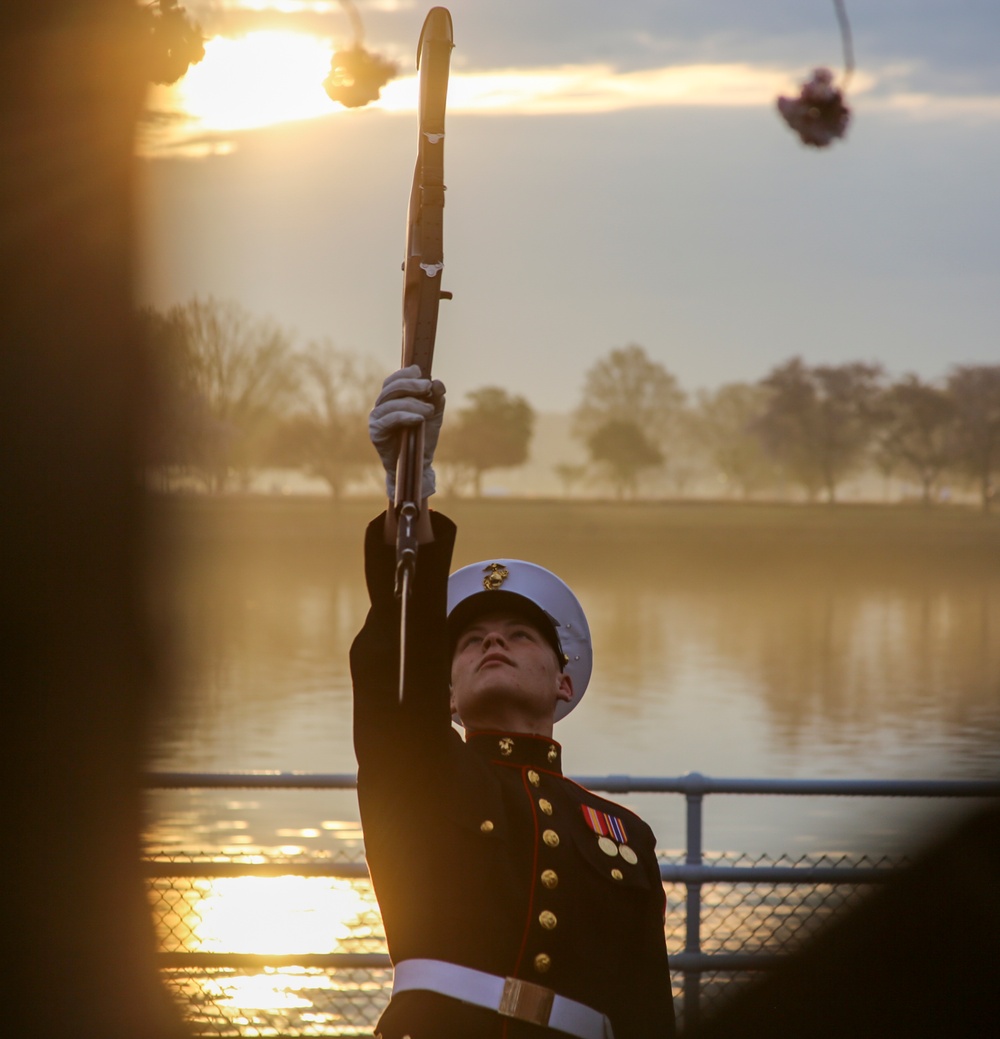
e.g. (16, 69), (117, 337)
(683, 772), (705, 1029)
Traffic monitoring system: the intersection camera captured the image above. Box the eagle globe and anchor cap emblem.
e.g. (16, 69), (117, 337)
(447, 558), (593, 722)
(483, 563), (509, 591)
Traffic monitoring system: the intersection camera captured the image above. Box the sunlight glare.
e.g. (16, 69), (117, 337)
(236, 1), (341, 11)
(194, 876), (371, 954)
(173, 31), (336, 133)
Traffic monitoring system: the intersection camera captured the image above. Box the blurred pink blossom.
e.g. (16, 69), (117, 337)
(777, 67), (851, 148)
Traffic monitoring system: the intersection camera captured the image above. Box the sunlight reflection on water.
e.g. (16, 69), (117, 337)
(192, 876), (369, 954)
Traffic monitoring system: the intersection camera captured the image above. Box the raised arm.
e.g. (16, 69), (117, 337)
(368, 364), (445, 545)
(352, 366), (454, 769)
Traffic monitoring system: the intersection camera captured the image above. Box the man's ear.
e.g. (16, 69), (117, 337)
(555, 671), (574, 704)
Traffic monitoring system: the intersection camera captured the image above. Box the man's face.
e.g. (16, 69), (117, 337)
(450, 611), (573, 734)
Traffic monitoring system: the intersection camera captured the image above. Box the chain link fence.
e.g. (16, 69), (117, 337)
(662, 850), (898, 1026)
(148, 847), (388, 1036)
(156, 966), (390, 1038)
(146, 847), (898, 1035)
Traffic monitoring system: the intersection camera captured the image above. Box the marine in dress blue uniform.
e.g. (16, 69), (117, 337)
(351, 368), (675, 1039)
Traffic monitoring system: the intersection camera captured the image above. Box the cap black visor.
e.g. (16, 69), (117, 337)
(448, 591), (565, 668)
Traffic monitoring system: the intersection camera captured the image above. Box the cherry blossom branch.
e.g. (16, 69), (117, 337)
(833, 0), (855, 87)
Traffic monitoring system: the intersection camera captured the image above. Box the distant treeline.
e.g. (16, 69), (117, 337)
(141, 298), (1000, 511)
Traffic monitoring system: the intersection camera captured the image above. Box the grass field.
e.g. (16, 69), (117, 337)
(157, 494), (1000, 582)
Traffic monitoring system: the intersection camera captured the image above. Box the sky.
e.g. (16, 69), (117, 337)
(140, 1), (1000, 413)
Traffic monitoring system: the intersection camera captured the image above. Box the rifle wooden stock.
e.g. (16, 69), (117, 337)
(393, 8), (454, 698)
(400, 7), (453, 377)
(394, 6), (453, 528)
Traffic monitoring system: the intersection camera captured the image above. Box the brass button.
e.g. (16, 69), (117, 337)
(547, 745), (558, 763)
(611, 868), (623, 881)
(480, 820), (494, 833)
(620, 845), (639, 865)
(542, 829), (560, 848)
(534, 953), (551, 973)
(538, 798), (553, 815)
(499, 737), (514, 756)
(540, 869), (558, 889)
(527, 770), (540, 786)
(538, 910), (557, 930)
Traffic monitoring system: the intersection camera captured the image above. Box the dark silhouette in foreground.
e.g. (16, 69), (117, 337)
(686, 800), (1000, 1038)
(2, 3), (187, 1036)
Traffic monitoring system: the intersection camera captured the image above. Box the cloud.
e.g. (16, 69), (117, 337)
(433, 64), (997, 120)
(875, 92), (1000, 122)
(439, 63), (799, 115)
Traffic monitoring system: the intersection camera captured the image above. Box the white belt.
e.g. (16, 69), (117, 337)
(391, 958), (614, 1039)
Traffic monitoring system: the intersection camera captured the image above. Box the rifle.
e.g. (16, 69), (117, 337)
(394, 7), (454, 701)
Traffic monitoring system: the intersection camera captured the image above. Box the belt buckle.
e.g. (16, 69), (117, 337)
(498, 976), (555, 1027)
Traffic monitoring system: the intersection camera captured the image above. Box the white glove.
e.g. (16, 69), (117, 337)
(369, 365), (446, 499)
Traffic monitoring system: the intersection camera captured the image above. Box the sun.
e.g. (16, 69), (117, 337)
(167, 31), (340, 134)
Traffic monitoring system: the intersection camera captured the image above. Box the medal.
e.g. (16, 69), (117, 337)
(597, 836), (618, 857)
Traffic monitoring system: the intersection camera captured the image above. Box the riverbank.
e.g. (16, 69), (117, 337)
(155, 494), (1000, 580)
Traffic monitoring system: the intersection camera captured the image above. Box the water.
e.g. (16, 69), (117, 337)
(146, 498), (1000, 860)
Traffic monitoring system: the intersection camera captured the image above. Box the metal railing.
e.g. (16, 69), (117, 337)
(145, 771), (1000, 1033)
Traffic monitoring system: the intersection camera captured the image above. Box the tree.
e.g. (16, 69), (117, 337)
(947, 364), (1000, 513)
(870, 440), (901, 503)
(137, 303), (203, 478)
(143, 1), (205, 85)
(695, 382), (777, 499)
(554, 462), (588, 497)
(573, 344), (683, 498)
(874, 375), (957, 504)
(273, 341), (381, 499)
(574, 343), (685, 449)
(587, 419), (663, 500)
(755, 357), (883, 503)
(438, 386), (534, 496)
(657, 405), (709, 496)
(167, 296), (300, 491)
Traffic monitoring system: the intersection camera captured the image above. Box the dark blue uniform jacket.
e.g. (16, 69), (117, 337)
(351, 512), (676, 1039)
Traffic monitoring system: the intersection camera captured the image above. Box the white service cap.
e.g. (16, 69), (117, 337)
(447, 559), (593, 721)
